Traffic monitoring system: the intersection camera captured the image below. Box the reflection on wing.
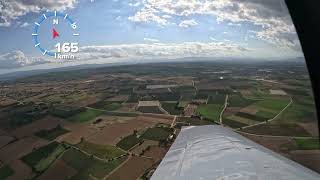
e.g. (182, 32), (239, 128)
(151, 125), (320, 180)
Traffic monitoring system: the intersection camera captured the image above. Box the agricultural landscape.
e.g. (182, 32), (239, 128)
(0, 60), (319, 179)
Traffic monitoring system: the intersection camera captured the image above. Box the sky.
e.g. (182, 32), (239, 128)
(0, 0), (304, 73)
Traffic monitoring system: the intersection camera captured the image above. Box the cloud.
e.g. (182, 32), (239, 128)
(0, 50), (47, 69)
(127, 8), (169, 26)
(128, 0), (301, 51)
(179, 19), (198, 28)
(78, 41), (250, 61)
(144, 38), (160, 43)
(19, 22), (29, 27)
(0, 0), (77, 27)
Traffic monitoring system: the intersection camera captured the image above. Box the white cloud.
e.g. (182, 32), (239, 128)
(0, 0), (77, 27)
(0, 50), (47, 69)
(144, 38), (160, 43)
(78, 41), (250, 61)
(179, 19), (198, 28)
(128, 0), (301, 51)
(128, 8), (169, 26)
(19, 22), (29, 27)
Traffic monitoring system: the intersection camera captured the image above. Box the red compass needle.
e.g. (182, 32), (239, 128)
(52, 28), (59, 39)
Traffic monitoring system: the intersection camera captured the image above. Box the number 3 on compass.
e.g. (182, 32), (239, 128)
(32, 11), (79, 59)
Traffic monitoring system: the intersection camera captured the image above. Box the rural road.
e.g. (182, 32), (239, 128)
(219, 94), (229, 124)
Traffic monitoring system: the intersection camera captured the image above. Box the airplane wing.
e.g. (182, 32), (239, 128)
(151, 125), (320, 180)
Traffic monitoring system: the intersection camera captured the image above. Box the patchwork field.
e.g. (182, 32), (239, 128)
(106, 156), (153, 180)
(61, 148), (127, 180)
(161, 102), (183, 115)
(58, 122), (98, 145)
(0, 61), (319, 176)
(36, 160), (77, 180)
(11, 116), (64, 139)
(76, 140), (125, 159)
(242, 124), (311, 137)
(131, 140), (159, 155)
(141, 127), (172, 141)
(67, 108), (104, 123)
(176, 117), (214, 127)
(21, 142), (67, 172)
(0, 136), (48, 164)
(116, 134), (142, 151)
(87, 115), (172, 145)
(35, 125), (70, 141)
(0, 165), (14, 180)
(196, 104), (223, 122)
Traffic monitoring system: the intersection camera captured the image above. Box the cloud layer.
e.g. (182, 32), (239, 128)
(128, 0), (300, 51)
(0, 50), (47, 68)
(0, 40), (251, 69)
(0, 0), (77, 27)
(79, 41), (250, 61)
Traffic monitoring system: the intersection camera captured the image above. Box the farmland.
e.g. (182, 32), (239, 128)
(21, 142), (67, 172)
(76, 140), (125, 159)
(67, 108), (104, 123)
(0, 165), (14, 180)
(35, 125), (69, 141)
(0, 61), (319, 176)
(196, 104), (223, 122)
(116, 134), (142, 151)
(61, 148), (127, 179)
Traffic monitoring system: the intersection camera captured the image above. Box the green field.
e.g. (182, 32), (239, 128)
(0, 165), (14, 180)
(89, 101), (122, 111)
(61, 148), (127, 180)
(254, 98), (290, 111)
(161, 102), (183, 115)
(255, 110), (275, 119)
(76, 140), (125, 159)
(242, 124), (311, 136)
(7, 103), (48, 127)
(34, 145), (66, 172)
(116, 134), (142, 150)
(223, 118), (247, 128)
(294, 138), (320, 150)
(228, 94), (256, 107)
(137, 106), (164, 114)
(152, 93), (180, 101)
(35, 125), (70, 141)
(141, 127), (172, 141)
(50, 106), (85, 118)
(196, 104), (223, 122)
(207, 94), (225, 104)
(235, 112), (269, 122)
(67, 108), (104, 122)
(21, 142), (66, 172)
(274, 102), (316, 124)
(104, 111), (139, 117)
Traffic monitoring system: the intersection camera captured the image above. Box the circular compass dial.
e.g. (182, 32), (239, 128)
(32, 11), (79, 59)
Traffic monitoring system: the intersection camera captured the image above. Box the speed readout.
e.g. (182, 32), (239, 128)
(32, 11), (79, 59)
